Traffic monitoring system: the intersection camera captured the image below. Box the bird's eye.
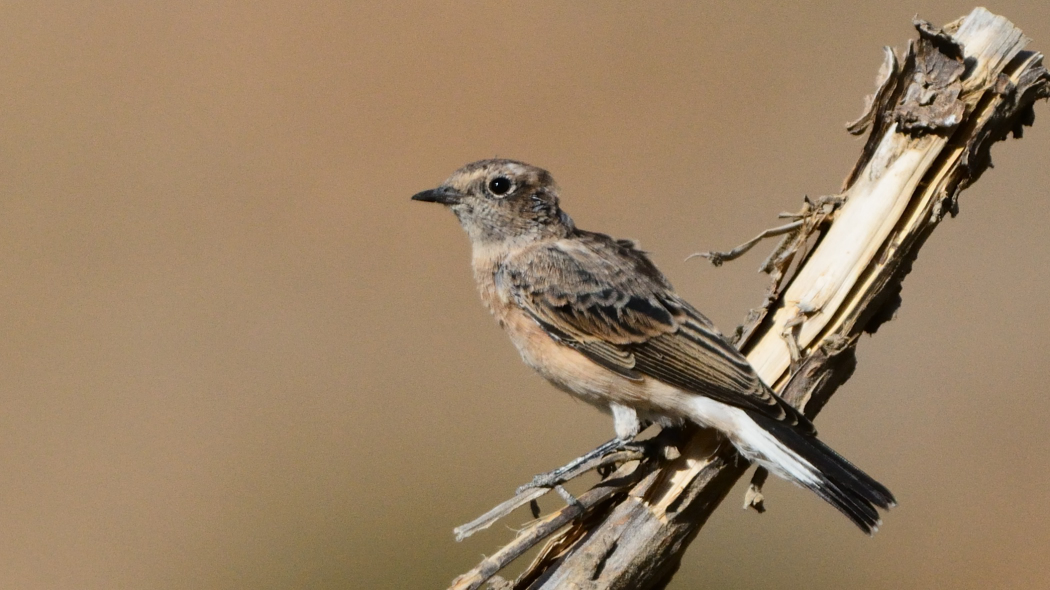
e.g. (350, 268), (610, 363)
(488, 176), (512, 196)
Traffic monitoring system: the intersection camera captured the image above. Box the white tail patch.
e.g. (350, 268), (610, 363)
(684, 396), (820, 486)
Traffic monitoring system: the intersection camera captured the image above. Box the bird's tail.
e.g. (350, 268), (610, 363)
(734, 410), (896, 534)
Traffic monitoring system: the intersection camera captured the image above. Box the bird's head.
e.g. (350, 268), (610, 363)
(411, 159), (574, 247)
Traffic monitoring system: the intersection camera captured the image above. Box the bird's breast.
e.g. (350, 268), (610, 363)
(469, 246), (693, 422)
(471, 246), (512, 323)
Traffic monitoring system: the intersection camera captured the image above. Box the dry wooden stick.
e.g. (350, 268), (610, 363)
(448, 461), (646, 590)
(453, 447), (648, 542)
(448, 8), (1049, 590)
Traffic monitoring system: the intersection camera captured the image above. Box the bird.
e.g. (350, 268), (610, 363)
(411, 158), (895, 533)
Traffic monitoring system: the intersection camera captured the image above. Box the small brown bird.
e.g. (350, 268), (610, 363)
(412, 159), (894, 533)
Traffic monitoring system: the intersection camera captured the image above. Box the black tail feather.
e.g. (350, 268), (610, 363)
(748, 412), (896, 534)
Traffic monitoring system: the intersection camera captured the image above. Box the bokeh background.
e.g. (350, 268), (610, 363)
(2, 2), (1048, 589)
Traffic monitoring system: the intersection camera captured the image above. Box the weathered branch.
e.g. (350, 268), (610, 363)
(448, 8), (1050, 590)
(453, 446), (648, 542)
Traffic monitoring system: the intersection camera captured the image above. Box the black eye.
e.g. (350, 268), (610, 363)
(488, 176), (512, 196)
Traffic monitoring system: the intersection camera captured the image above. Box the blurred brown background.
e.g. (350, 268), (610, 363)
(1, 2), (1048, 589)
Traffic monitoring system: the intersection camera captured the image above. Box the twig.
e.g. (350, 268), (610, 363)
(453, 447), (646, 541)
(448, 458), (656, 590)
(686, 219), (803, 266)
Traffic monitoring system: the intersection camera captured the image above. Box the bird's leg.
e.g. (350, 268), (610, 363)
(611, 403), (641, 441)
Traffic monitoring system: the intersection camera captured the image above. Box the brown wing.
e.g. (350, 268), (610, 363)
(503, 231), (814, 433)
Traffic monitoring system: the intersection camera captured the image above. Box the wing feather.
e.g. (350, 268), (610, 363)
(503, 231), (814, 434)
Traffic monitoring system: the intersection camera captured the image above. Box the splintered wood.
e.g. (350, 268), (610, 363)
(449, 9), (1049, 590)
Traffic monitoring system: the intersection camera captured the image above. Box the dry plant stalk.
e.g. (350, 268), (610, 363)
(450, 8), (1049, 590)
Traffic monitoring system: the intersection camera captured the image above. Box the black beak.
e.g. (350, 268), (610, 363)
(411, 186), (462, 205)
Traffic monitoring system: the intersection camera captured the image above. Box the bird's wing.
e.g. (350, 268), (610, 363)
(503, 232), (814, 433)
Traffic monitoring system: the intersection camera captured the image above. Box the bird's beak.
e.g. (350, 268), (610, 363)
(411, 186), (463, 205)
